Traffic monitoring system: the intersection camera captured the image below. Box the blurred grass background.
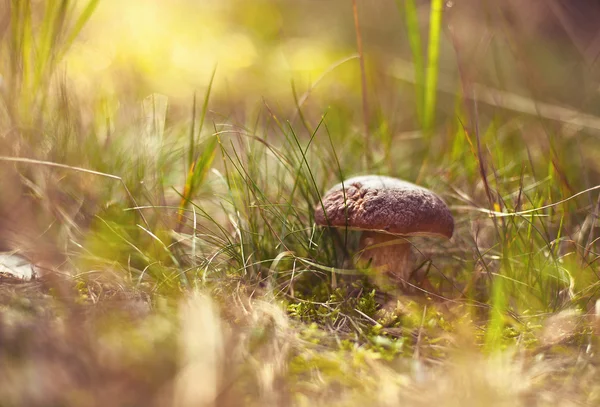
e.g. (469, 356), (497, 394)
(2, 0), (600, 406)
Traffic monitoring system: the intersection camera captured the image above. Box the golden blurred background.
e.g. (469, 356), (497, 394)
(63, 0), (600, 128)
(67, 0), (368, 108)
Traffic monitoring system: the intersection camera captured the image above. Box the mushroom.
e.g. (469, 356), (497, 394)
(314, 175), (454, 287)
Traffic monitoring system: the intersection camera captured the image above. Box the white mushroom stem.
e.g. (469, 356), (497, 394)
(358, 231), (412, 284)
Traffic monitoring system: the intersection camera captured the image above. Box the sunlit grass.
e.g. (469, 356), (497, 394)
(423, 0), (443, 134)
(2, 0), (600, 406)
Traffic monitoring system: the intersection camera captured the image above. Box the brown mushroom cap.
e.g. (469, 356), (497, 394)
(314, 175), (454, 239)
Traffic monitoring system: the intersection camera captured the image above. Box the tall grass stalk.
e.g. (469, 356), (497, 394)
(4, 0), (98, 124)
(423, 0), (443, 135)
(352, 0), (371, 166)
(397, 0), (425, 125)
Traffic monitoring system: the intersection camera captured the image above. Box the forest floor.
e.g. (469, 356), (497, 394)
(2, 1), (600, 406)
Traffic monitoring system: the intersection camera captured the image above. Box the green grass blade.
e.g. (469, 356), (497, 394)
(396, 0), (425, 125)
(62, 0), (100, 52)
(423, 0), (443, 134)
(188, 93), (197, 171)
(197, 65), (218, 148)
(178, 68), (217, 228)
(35, 0), (68, 91)
(177, 136), (218, 227)
(484, 274), (507, 353)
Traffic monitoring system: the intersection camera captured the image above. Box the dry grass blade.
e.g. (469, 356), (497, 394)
(0, 156), (150, 228)
(452, 183), (600, 218)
